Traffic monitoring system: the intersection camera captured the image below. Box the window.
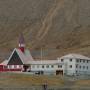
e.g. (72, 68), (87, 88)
(87, 66), (88, 70)
(8, 65), (12, 69)
(83, 66), (85, 69)
(79, 66), (81, 69)
(70, 59), (72, 62)
(58, 65), (62, 68)
(46, 65), (49, 68)
(69, 65), (72, 68)
(14, 65), (17, 69)
(11, 65), (14, 69)
(17, 65), (20, 68)
(19, 65), (22, 68)
(7, 65), (10, 69)
(42, 65), (44, 68)
(76, 59), (79, 63)
(61, 59), (63, 62)
(4, 66), (7, 69)
(51, 65), (54, 68)
(76, 65), (78, 68)
(76, 71), (78, 73)
(83, 60), (85, 63)
(80, 59), (82, 62)
(87, 60), (89, 63)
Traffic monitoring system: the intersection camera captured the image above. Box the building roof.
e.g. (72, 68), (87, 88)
(3, 49), (90, 66)
(0, 60), (9, 65)
(60, 53), (90, 60)
(30, 60), (63, 65)
(6, 48), (63, 65)
(24, 49), (34, 61)
(8, 48), (34, 65)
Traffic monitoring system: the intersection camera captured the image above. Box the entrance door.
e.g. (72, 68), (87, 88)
(23, 65), (29, 72)
(35, 71), (44, 75)
(56, 70), (63, 75)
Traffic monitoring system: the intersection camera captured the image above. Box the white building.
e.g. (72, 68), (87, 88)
(2, 34), (90, 75)
(59, 54), (90, 75)
(30, 54), (90, 76)
(30, 60), (64, 75)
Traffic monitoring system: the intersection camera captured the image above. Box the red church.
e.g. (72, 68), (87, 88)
(0, 33), (34, 72)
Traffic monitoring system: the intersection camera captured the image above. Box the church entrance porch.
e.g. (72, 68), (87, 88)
(23, 65), (30, 72)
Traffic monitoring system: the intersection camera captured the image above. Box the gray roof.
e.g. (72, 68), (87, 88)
(60, 53), (90, 60)
(30, 60), (63, 65)
(0, 60), (9, 65)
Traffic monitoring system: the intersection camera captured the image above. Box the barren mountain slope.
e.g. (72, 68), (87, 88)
(0, 0), (90, 59)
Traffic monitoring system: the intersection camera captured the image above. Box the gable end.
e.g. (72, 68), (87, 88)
(8, 51), (23, 65)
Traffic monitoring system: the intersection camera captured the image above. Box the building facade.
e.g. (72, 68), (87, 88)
(29, 54), (90, 75)
(58, 54), (90, 75)
(0, 34), (90, 76)
(30, 60), (64, 75)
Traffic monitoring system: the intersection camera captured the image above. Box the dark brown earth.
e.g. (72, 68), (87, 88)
(0, 0), (90, 60)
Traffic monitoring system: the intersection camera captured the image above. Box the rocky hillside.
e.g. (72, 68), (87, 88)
(0, 0), (90, 60)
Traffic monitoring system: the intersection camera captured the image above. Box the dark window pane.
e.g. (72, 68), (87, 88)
(70, 59), (72, 62)
(61, 59), (63, 62)
(8, 51), (23, 65)
(58, 65), (62, 68)
(42, 65), (44, 68)
(70, 65), (72, 68)
(51, 65), (54, 68)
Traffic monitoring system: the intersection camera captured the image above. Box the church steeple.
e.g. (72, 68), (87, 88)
(19, 33), (25, 53)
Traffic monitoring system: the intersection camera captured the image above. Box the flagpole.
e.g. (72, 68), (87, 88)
(41, 48), (43, 60)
